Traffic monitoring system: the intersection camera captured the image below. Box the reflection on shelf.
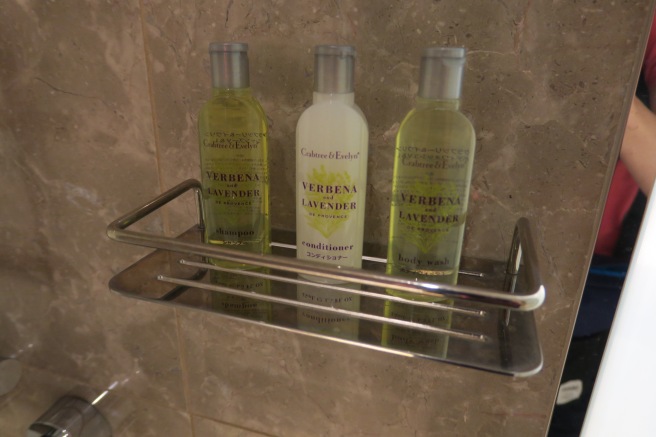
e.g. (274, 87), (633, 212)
(382, 299), (453, 358)
(209, 267), (272, 322)
(297, 282), (360, 341)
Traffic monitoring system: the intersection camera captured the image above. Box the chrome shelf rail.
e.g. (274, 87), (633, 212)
(107, 179), (546, 376)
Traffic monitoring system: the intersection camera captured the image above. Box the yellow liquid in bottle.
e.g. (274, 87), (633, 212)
(386, 98), (475, 297)
(198, 88), (270, 267)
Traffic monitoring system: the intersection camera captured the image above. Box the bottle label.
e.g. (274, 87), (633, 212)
(295, 110), (368, 273)
(300, 165), (358, 238)
(201, 131), (266, 150)
(395, 176), (465, 253)
(200, 130), (268, 248)
(297, 163), (364, 268)
(388, 145), (471, 281)
(398, 145), (470, 170)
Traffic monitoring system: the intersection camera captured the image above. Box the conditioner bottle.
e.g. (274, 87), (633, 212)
(296, 45), (369, 281)
(295, 45), (368, 337)
(387, 47), (475, 292)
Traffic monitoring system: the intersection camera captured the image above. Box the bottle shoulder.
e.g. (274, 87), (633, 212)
(199, 94), (268, 127)
(202, 94), (264, 110)
(397, 107), (475, 148)
(298, 100), (368, 126)
(401, 106), (473, 128)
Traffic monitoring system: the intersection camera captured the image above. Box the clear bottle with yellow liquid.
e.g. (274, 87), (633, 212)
(383, 47), (474, 353)
(387, 47), (475, 291)
(198, 42), (270, 265)
(198, 43), (271, 320)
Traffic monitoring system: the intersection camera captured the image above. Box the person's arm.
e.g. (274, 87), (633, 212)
(620, 96), (656, 197)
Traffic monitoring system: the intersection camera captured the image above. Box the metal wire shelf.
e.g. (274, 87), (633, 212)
(107, 179), (545, 376)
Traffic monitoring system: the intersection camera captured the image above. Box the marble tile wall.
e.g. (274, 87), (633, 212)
(0, 0), (652, 436)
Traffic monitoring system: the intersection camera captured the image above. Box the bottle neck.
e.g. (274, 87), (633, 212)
(418, 47), (466, 100)
(313, 92), (355, 105)
(211, 87), (252, 97)
(415, 96), (460, 111)
(209, 43), (250, 89)
(314, 45), (356, 94)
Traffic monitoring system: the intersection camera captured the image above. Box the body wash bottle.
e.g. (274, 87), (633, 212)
(386, 47), (476, 290)
(295, 45), (369, 280)
(198, 42), (270, 262)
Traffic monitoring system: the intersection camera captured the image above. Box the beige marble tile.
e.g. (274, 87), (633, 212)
(178, 308), (550, 436)
(0, 365), (192, 437)
(193, 415), (271, 437)
(0, 0), (186, 410)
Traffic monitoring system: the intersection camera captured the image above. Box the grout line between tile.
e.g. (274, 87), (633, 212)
(136, 3), (192, 435)
(137, 0), (167, 211)
(173, 308), (194, 420)
(190, 412), (278, 437)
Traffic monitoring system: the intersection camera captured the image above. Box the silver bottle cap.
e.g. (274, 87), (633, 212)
(418, 47), (466, 100)
(314, 45), (355, 94)
(209, 42), (250, 89)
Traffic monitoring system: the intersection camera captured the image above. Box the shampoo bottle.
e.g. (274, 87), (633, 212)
(198, 42), (270, 263)
(386, 47), (476, 291)
(295, 45), (369, 281)
(198, 42), (271, 320)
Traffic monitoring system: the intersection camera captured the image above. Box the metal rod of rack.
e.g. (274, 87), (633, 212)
(179, 258), (485, 317)
(157, 274), (487, 342)
(106, 179), (545, 311)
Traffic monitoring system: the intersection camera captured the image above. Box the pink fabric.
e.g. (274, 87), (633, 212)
(595, 160), (640, 256)
(594, 15), (654, 256)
